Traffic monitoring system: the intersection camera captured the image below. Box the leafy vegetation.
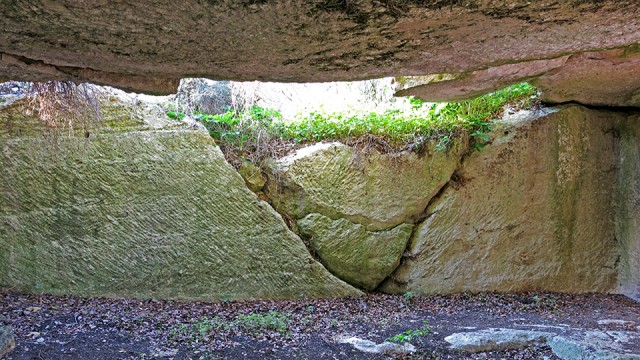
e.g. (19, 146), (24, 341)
(386, 321), (431, 343)
(171, 83), (538, 165)
(169, 311), (292, 344)
(234, 311), (292, 335)
(273, 82), (533, 147)
(403, 291), (415, 304)
(166, 110), (186, 120)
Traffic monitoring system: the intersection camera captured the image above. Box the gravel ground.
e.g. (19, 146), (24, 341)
(1, 290), (638, 359)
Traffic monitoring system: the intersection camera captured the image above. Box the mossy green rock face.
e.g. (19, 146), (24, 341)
(238, 162), (266, 192)
(298, 213), (413, 291)
(382, 106), (621, 294)
(615, 114), (640, 301)
(0, 102), (359, 301)
(265, 141), (466, 231)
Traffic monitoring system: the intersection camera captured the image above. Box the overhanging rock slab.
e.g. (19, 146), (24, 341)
(1, 1), (639, 105)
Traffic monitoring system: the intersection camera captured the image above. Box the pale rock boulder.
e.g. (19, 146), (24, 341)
(382, 106), (621, 294)
(298, 213), (413, 290)
(265, 140), (466, 231)
(0, 100), (359, 301)
(444, 329), (552, 353)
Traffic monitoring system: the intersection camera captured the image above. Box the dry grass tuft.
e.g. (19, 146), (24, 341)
(26, 81), (104, 133)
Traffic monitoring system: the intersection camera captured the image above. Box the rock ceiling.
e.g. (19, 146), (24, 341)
(1, 1), (639, 105)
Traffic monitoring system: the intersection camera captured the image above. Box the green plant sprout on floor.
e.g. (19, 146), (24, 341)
(168, 311), (292, 344)
(234, 311), (291, 335)
(386, 321), (431, 343)
(403, 291), (415, 304)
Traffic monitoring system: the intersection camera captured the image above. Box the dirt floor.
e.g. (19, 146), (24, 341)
(1, 291), (639, 359)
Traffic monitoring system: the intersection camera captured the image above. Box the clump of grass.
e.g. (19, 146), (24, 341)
(195, 105), (288, 167)
(176, 83), (538, 166)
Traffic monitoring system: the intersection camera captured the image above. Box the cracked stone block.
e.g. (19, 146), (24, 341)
(265, 140), (466, 231)
(0, 99), (360, 301)
(298, 213), (413, 290)
(382, 106), (622, 295)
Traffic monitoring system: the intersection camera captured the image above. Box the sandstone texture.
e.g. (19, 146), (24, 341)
(238, 162), (266, 192)
(534, 48), (640, 107)
(0, 100), (359, 301)
(399, 48), (640, 107)
(382, 106), (622, 295)
(1, 1), (639, 106)
(615, 114), (640, 301)
(265, 141), (466, 231)
(298, 213), (413, 290)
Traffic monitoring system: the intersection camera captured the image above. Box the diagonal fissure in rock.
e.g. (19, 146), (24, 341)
(247, 139), (469, 293)
(374, 149), (473, 293)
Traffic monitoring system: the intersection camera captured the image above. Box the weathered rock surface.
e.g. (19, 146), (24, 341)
(382, 106), (622, 294)
(0, 100), (359, 301)
(265, 141), (466, 231)
(395, 56), (570, 102)
(444, 328), (552, 353)
(445, 327), (640, 359)
(534, 48), (640, 107)
(238, 162), (266, 192)
(336, 336), (416, 356)
(173, 79), (232, 115)
(0, 326), (15, 359)
(615, 114), (640, 301)
(298, 213), (413, 290)
(399, 48), (640, 108)
(549, 332), (640, 360)
(1, 1), (639, 106)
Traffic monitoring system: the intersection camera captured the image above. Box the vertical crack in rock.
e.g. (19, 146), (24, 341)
(261, 140), (468, 292)
(378, 106), (624, 295)
(373, 162), (466, 293)
(233, 162), (326, 264)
